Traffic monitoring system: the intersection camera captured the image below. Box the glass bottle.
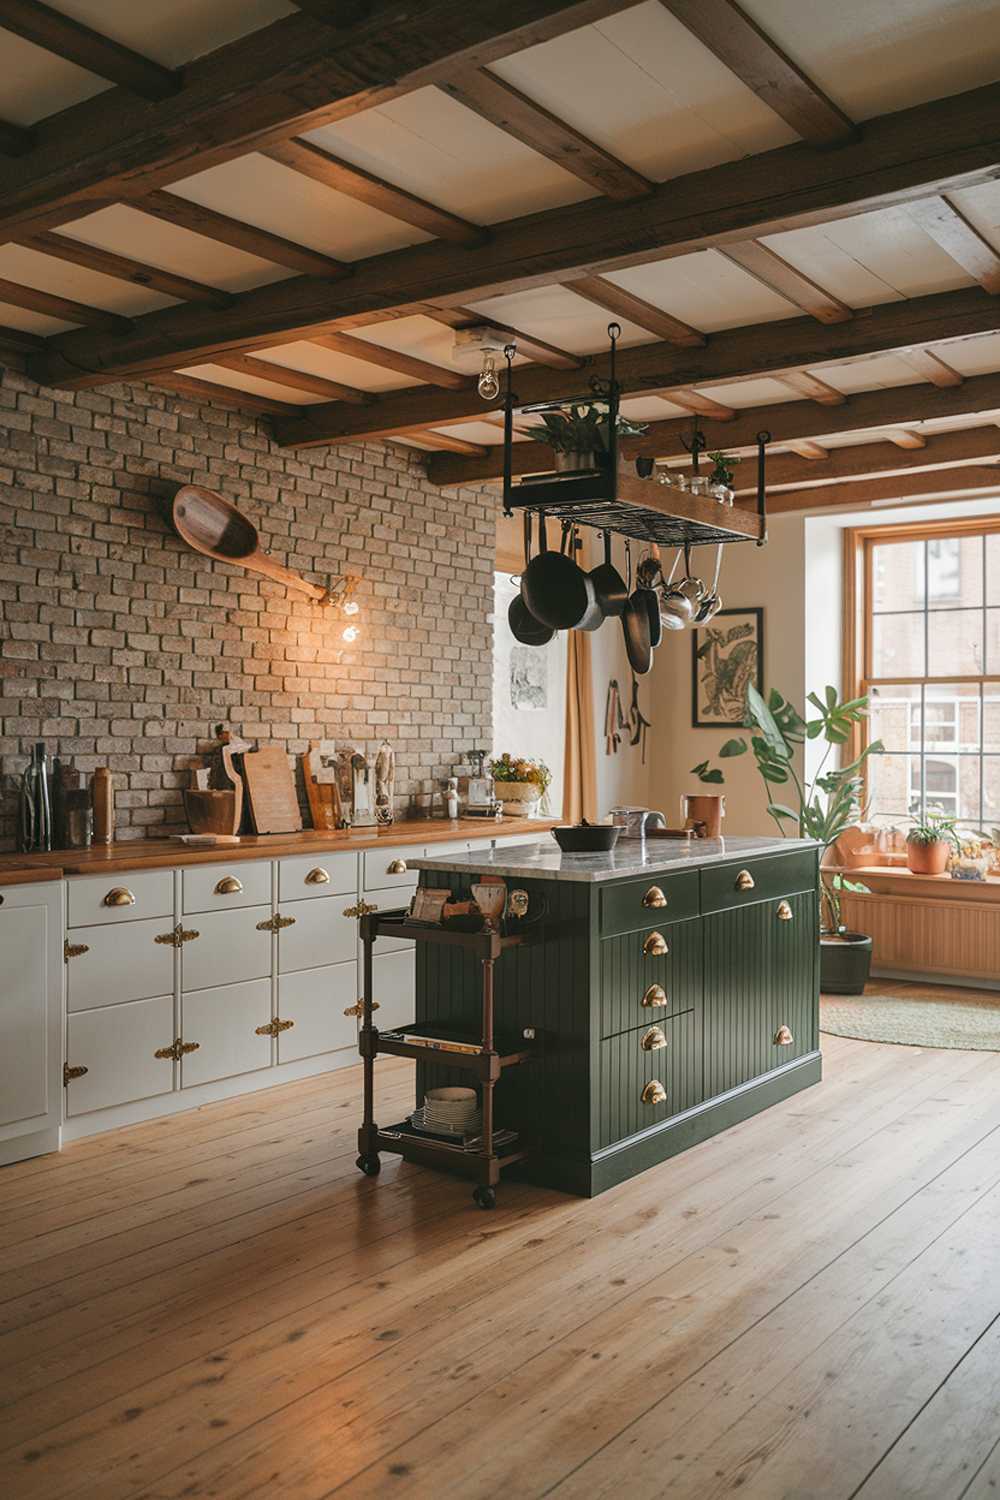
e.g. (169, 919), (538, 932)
(17, 742), (52, 852)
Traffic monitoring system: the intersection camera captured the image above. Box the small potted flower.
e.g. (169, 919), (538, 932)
(525, 405), (649, 473)
(905, 809), (958, 875)
(706, 450), (741, 506)
(489, 754), (551, 817)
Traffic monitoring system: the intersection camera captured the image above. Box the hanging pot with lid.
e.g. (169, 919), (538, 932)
(520, 515), (596, 630)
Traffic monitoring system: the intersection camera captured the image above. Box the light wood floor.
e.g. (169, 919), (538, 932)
(2, 1004), (1000, 1499)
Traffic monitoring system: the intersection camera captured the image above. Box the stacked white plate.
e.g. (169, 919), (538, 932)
(418, 1086), (480, 1135)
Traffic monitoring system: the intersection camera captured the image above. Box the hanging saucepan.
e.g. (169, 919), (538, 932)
(589, 529), (628, 618)
(658, 548), (687, 632)
(572, 526), (605, 632)
(621, 539), (653, 676)
(509, 512), (555, 646)
(693, 544), (724, 624)
(636, 549), (663, 649)
(521, 515), (595, 630)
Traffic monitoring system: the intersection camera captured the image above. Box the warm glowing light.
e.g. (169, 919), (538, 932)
(477, 351), (500, 401)
(343, 599), (360, 615)
(342, 625), (360, 643)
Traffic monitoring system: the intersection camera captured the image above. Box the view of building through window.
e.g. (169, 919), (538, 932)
(863, 529), (1000, 831)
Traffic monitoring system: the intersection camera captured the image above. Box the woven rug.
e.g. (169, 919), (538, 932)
(821, 993), (1000, 1051)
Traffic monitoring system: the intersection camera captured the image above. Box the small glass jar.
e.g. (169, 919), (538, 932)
(65, 790), (93, 848)
(689, 475), (709, 497)
(710, 482), (734, 506)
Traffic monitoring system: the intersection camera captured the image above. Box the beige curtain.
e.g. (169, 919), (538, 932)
(562, 629), (597, 823)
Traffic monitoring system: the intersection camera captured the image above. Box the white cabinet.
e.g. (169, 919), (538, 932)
(278, 963), (358, 1063)
(362, 844), (420, 894)
(279, 852), (357, 901)
(0, 880), (63, 1165)
(181, 905), (272, 991)
(65, 995), (175, 1116)
(278, 898), (356, 971)
(66, 915), (175, 1012)
(181, 978), (272, 1087)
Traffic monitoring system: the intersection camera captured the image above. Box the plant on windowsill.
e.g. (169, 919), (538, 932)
(905, 809), (960, 876)
(524, 406), (649, 473)
(691, 683), (884, 994)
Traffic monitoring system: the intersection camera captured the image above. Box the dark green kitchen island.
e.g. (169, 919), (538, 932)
(357, 836), (821, 1202)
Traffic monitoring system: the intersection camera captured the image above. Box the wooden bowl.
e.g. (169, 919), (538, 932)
(183, 788), (240, 836)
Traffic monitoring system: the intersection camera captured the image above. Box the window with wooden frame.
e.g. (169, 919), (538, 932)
(843, 517), (1000, 831)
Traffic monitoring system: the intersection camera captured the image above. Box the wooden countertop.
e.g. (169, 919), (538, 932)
(0, 817), (557, 881)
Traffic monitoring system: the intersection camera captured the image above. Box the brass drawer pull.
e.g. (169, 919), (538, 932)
(776, 900), (793, 921)
(387, 858), (408, 875)
(63, 1063), (88, 1085)
(215, 875), (243, 895)
(642, 983), (667, 1008)
(257, 913), (296, 932)
(641, 1025), (668, 1052)
(256, 1017), (296, 1037)
(642, 930), (668, 957)
(642, 884), (667, 908)
(155, 924), (200, 947)
(774, 1024), (794, 1046)
(103, 886), (135, 908)
(344, 999), (380, 1018)
(641, 1079), (667, 1105)
(64, 941), (89, 962)
(305, 867), (330, 885)
(735, 870), (755, 892)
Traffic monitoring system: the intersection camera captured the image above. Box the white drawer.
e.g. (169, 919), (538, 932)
(279, 851), (357, 901)
(278, 963), (358, 1063)
(65, 995), (175, 1116)
(67, 869), (173, 928)
(278, 900), (356, 972)
(183, 860), (271, 915)
(372, 948), (415, 1033)
(180, 978), (272, 1088)
(362, 844), (422, 892)
(66, 917), (175, 1013)
(181, 906), (272, 992)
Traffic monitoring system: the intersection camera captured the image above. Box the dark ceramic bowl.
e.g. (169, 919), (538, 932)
(552, 824), (621, 853)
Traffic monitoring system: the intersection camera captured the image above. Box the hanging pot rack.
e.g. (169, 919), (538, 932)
(499, 325), (770, 550)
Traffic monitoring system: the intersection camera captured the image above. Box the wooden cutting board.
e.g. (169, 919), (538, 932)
(241, 748), (302, 834)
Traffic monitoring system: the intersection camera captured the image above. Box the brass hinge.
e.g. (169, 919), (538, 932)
(256, 913), (296, 932)
(343, 998), (380, 1018)
(255, 1017), (295, 1037)
(64, 941), (89, 962)
(154, 1038), (201, 1061)
(63, 1063), (88, 1085)
(343, 900), (379, 919)
(154, 924), (200, 947)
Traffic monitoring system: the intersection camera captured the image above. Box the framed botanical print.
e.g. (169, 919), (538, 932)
(692, 608), (764, 728)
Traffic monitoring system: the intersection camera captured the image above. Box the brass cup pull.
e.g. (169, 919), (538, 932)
(642, 983), (667, 1008)
(215, 875), (243, 895)
(735, 870), (755, 892)
(642, 885), (667, 909)
(641, 1079), (667, 1106)
(387, 858), (407, 875)
(641, 1025), (668, 1052)
(774, 1024), (794, 1046)
(344, 999), (380, 1017)
(103, 886), (135, 908)
(776, 899), (793, 921)
(305, 868), (330, 885)
(642, 930), (668, 957)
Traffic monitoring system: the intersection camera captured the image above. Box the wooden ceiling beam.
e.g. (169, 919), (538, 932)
(19, 231), (234, 308)
(902, 348), (964, 387)
(422, 305), (583, 369)
(397, 430), (490, 456)
(132, 191), (349, 280)
(29, 84), (1000, 388)
(670, 389), (735, 421)
(779, 370), (846, 405)
(0, 117), (32, 156)
(0, 275), (129, 331)
(719, 241), (853, 323)
(425, 368), (1000, 485)
(563, 274), (705, 346)
(758, 426), (1000, 488)
(657, 0), (857, 147)
(308, 331), (470, 390)
(146, 372), (299, 417)
(0, 0), (179, 101)
(206, 353), (373, 404)
(268, 289), (1000, 448)
(762, 464), (1000, 515)
(439, 69), (653, 201)
(907, 195), (1000, 294)
(885, 429), (926, 449)
(784, 439), (829, 460)
(262, 139), (485, 247)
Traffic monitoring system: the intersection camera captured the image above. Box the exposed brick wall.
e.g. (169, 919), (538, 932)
(0, 366), (495, 846)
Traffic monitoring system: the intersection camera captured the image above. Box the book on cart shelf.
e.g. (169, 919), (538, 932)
(379, 1025), (484, 1056)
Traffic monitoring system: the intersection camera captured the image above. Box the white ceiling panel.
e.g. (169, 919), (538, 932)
(740, 0), (1000, 122)
(0, 302), (72, 336)
(182, 364), (318, 405)
(810, 353), (927, 395)
(54, 1), (295, 66)
(430, 422), (507, 447)
(768, 206), (973, 301)
(949, 181), (1000, 241)
(306, 87), (592, 225)
(605, 252), (798, 331)
(699, 377), (801, 409)
(928, 332), (1000, 375)
(464, 285), (655, 355)
(490, 0), (795, 183)
(0, 244), (171, 318)
(262, 341), (416, 394)
(57, 205), (290, 294)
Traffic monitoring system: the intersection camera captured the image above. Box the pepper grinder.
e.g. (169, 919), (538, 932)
(92, 767), (114, 844)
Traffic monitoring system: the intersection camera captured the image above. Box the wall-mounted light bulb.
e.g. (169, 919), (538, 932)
(342, 624), (360, 643)
(342, 599), (360, 616)
(477, 351), (500, 401)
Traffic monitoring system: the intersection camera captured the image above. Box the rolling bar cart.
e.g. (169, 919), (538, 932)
(355, 910), (537, 1209)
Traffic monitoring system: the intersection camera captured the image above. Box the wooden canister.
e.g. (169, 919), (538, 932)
(92, 767), (114, 844)
(681, 792), (726, 838)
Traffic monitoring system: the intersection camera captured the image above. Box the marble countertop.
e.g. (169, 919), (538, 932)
(411, 835), (818, 884)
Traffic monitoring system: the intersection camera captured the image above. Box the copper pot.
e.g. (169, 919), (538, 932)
(681, 793), (726, 838)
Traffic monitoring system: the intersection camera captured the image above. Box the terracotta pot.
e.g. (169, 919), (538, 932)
(681, 793), (726, 838)
(906, 837), (950, 875)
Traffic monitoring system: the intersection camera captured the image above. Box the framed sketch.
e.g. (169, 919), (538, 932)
(692, 608), (764, 728)
(510, 644), (548, 711)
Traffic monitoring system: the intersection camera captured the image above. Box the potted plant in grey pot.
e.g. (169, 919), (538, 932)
(524, 404), (648, 472)
(691, 684), (883, 995)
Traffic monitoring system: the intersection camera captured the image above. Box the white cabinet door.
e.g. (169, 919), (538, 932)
(277, 963), (358, 1064)
(372, 948), (415, 1033)
(0, 881), (62, 1162)
(65, 995), (175, 1116)
(66, 916), (175, 1012)
(278, 899), (356, 972)
(181, 906), (272, 991)
(181, 979), (272, 1088)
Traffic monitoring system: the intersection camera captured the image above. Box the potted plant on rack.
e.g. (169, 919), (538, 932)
(905, 809), (959, 875)
(524, 405), (649, 472)
(489, 754), (551, 817)
(691, 684), (883, 994)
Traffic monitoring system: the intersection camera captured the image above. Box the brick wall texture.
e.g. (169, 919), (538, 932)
(0, 366), (496, 846)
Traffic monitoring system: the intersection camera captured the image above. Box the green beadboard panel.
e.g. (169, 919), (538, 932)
(598, 916), (702, 1037)
(596, 1008), (702, 1149)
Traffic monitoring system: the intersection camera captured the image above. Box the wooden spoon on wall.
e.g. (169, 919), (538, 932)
(172, 485), (329, 601)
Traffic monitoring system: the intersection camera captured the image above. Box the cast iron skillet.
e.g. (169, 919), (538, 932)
(589, 529), (628, 618)
(508, 512), (555, 646)
(621, 540), (653, 676)
(521, 516), (595, 630)
(636, 552), (663, 649)
(573, 526), (605, 632)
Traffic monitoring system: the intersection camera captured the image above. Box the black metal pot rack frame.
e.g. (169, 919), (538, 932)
(501, 324), (770, 550)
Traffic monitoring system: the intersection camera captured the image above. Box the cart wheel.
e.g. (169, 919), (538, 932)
(356, 1153), (381, 1177)
(473, 1185), (496, 1210)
